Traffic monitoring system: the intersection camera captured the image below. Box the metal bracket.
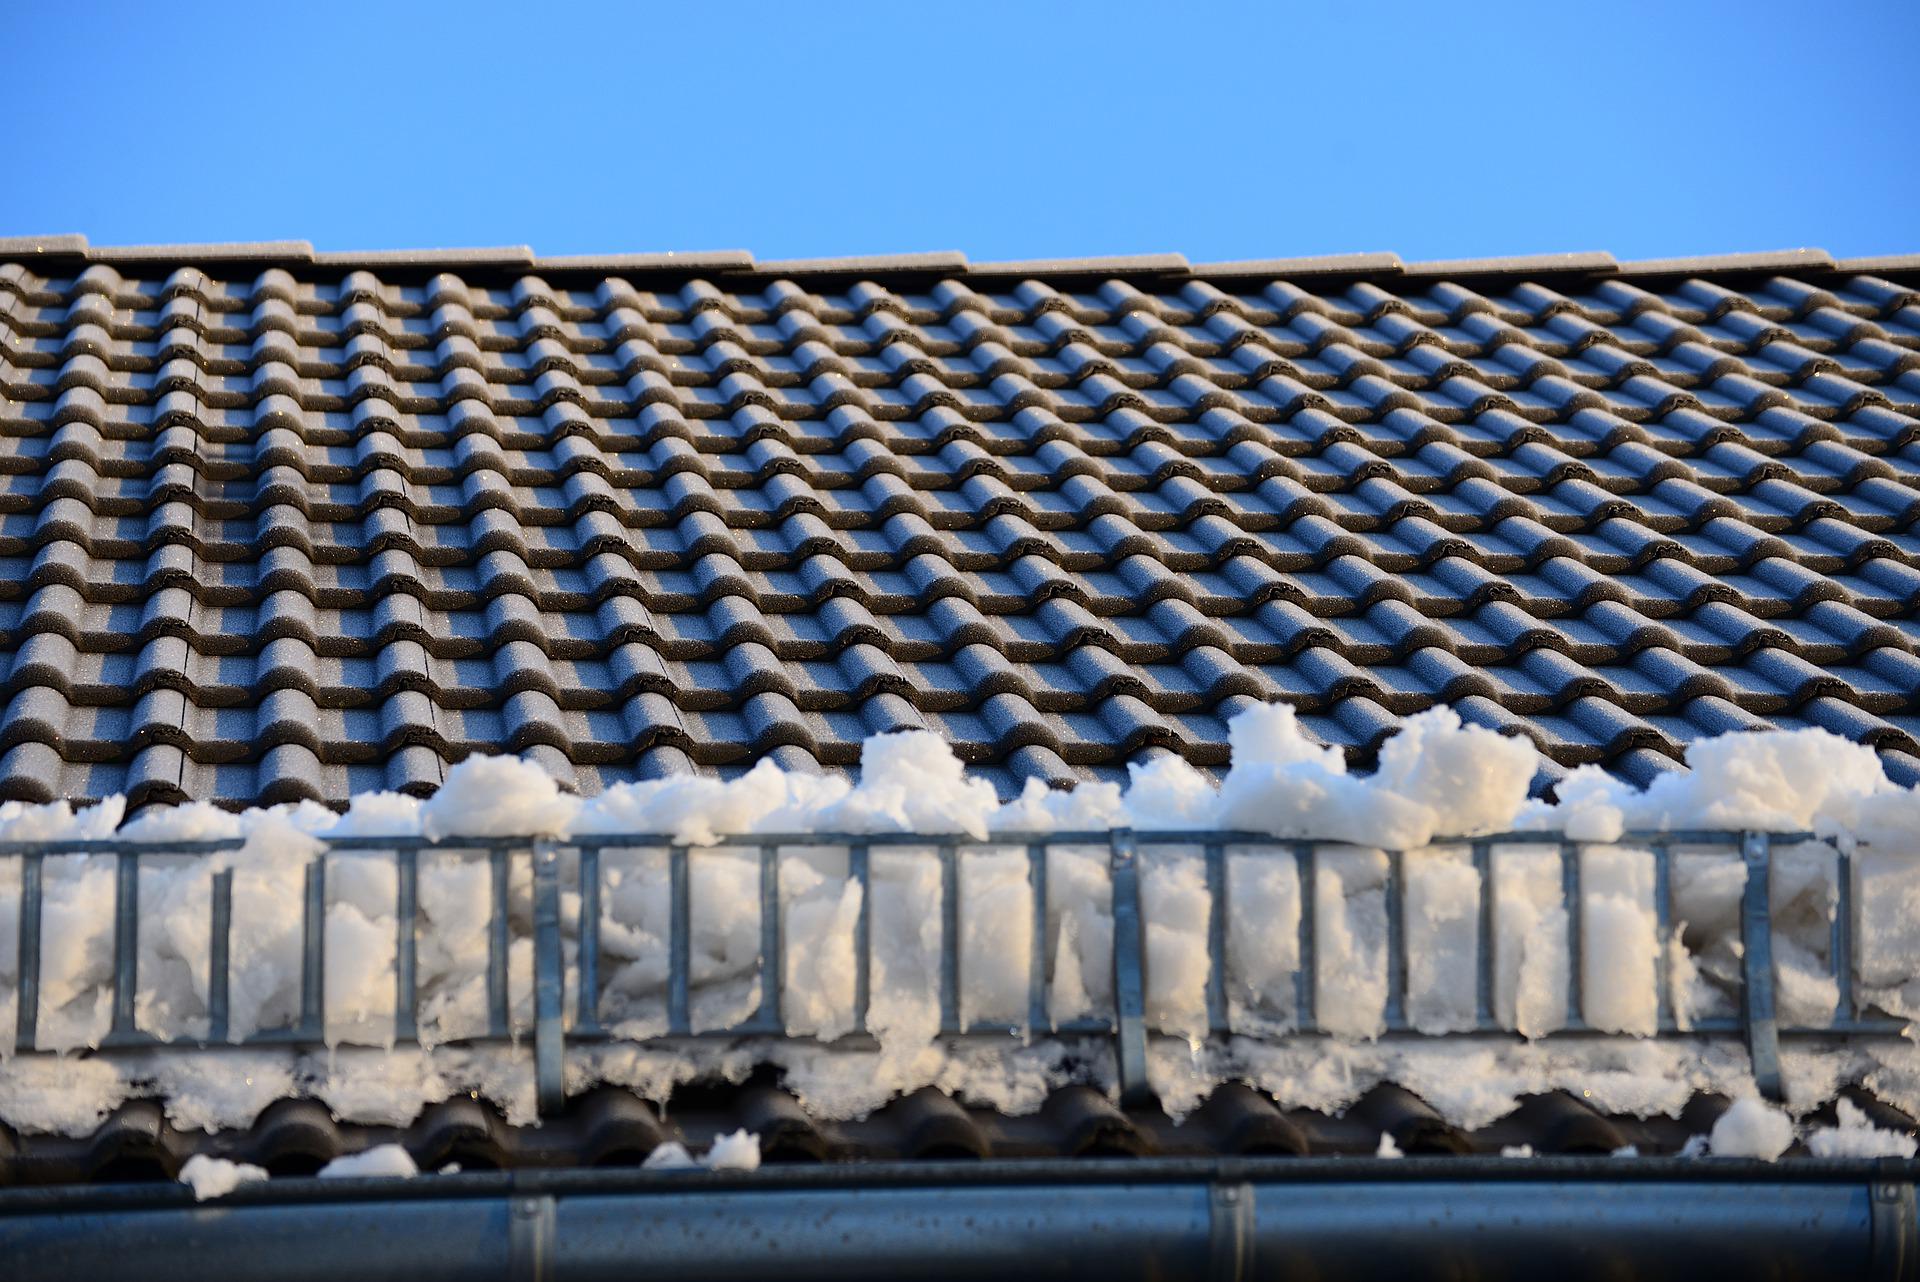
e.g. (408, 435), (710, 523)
(1871, 1180), (1917, 1282)
(508, 1192), (557, 1282)
(531, 839), (567, 1117)
(1741, 831), (1784, 1101)
(1207, 1181), (1255, 1282)
(1108, 828), (1154, 1110)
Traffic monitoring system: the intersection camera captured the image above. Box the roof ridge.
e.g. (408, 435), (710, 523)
(3, 236), (1914, 283)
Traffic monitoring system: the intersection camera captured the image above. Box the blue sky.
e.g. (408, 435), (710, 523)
(4, 1), (1915, 263)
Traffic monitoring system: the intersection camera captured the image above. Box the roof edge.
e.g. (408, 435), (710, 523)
(6, 237), (1918, 286)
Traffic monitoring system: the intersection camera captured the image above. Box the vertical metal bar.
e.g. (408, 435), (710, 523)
(1561, 840), (1583, 1032)
(110, 851), (140, 1036)
(487, 847), (510, 1038)
(850, 841), (871, 1036)
(756, 843), (782, 1034)
(1205, 843), (1228, 1034)
(1384, 848), (1406, 1030)
(531, 839), (565, 1117)
(1652, 839), (1673, 1032)
(1835, 848), (1856, 1026)
(1108, 829), (1153, 1110)
(576, 846), (600, 1032)
(668, 846), (691, 1036)
(208, 867), (232, 1044)
(1027, 841), (1049, 1036)
(300, 855), (326, 1040)
(1472, 841), (1494, 1030)
(1742, 831), (1784, 1100)
(1295, 843), (1316, 1033)
(14, 853), (43, 1053)
(940, 843), (961, 1034)
(394, 849), (418, 1043)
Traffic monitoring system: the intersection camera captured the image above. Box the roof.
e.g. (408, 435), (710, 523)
(2, 239), (1918, 811)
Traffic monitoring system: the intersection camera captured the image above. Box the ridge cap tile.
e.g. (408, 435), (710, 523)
(1834, 252), (1920, 273)
(968, 252), (1191, 276)
(755, 251), (969, 274)
(1191, 252), (1405, 276)
(1618, 248), (1838, 274)
(537, 250), (756, 271)
(310, 245), (537, 267)
(1402, 251), (1619, 276)
(0, 232), (89, 256)
(88, 240), (315, 263)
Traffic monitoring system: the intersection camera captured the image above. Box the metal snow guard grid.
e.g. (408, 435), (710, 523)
(2, 828), (1903, 1115)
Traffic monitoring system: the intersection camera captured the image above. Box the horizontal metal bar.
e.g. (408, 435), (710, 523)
(0, 827), (1838, 861)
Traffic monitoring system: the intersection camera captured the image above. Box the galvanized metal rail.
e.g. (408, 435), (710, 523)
(1, 828), (1903, 1113)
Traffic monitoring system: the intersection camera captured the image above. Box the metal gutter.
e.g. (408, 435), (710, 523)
(2, 1157), (1915, 1281)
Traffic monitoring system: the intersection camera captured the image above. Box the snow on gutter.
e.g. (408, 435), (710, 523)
(2, 705), (1919, 1144)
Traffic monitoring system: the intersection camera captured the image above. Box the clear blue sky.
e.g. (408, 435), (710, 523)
(4, 1), (1915, 263)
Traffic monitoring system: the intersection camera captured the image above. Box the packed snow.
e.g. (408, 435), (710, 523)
(1805, 1099), (1919, 1159)
(2, 705), (1919, 1153)
(177, 1153), (269, 1200)
(317, 1143), (420, 1179)
(1706, 1096), (1795, 1161)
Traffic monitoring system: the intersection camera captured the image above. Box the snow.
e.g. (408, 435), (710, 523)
(640, 1140), (700, 1170)
(1707, 1096), (1795, 1161)
(705, 1128), (762, 1171)
(178, 1154), (269, 1200)
(318, 1143), (419, 1179)
(0, 707), (1916, 1149)
(640, 1129), (761, 1171)
(1805, 1099), (1918, 1158)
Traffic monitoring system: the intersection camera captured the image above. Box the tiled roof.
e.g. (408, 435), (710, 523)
(9, 1081), (1903, 1182)
(2, 240), (1918, 810)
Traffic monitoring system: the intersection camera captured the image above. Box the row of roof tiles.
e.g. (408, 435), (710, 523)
(13, 1082), (1909, 1182)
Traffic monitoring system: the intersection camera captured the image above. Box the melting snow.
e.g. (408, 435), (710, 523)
(177, 1154), (269, 1200)
(318, 1143), (420, 1179)
(1805, 1099), (1918, 1159)
(1707, 1096), (1795, 1161)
